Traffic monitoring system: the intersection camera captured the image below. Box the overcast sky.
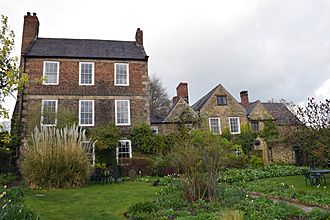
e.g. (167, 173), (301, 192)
(2, 0), (330, 119)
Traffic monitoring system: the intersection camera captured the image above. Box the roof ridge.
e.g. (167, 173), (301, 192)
(37, 37), (136, 43)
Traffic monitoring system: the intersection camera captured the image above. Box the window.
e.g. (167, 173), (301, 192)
(41, 100), (58, 126)
(115, 63), (129, 86)
(79, 100), (94, 126)
(209, 117), (221, 134)
(117, 140), (132, 160)
(151, 126), (158, 134)
(115, 100), (130, 126)
(229, 117), (240, 134)
(79, 62), (94, 85)
(217, 96), (227, 105)
(251, 121), (259, 132)
(43, 61), (59, 85)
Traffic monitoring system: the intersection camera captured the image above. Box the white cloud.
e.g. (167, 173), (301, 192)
(315, 79), (330, 100)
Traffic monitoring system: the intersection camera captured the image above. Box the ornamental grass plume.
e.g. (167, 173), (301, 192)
(21, 125), (90, 189)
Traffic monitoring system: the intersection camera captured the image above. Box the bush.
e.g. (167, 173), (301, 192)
(130, 123), (155, 154)
(154, 156), (177, 176)
(0, 173), (16, 186)
(21, 125), (90, 189)
(119, 157), (155, 176)
(0, 148), (12, 173)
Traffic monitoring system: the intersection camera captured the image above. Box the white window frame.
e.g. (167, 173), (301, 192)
(41, 100), (58, 126)
(209, 117), (221, 134)
(79, 100), (95, 126)
(43, 61), (60, 85)
(151, 126), (159, 134)
(114, 63), (129, 86)
(79, 62), (94, 85)
(115, 100), (131, 126)
(116, 140), (132, 161)
(229, 117), (241, 134)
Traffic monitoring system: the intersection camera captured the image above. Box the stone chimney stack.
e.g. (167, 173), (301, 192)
(176, 82), (189, 104)
(21, 12), (39, 54)
(135, 28), (143, 46)
(240, 91), (249, 108)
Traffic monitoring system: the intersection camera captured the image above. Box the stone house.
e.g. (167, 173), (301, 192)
(16, 12), (149, 160)
(151, 82), (301, 164)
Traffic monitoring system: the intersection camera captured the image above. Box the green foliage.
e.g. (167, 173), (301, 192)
(259, 120), (279, 141)
(8, 113), (21, 150)
(21, 125), (90, 189)
(88, 123), (119, 150)
(130, 123), (155, 154)
(127, 201), (157, 220)
(223, 125), (257, 154)
(0, 148), (12, 173)
(219, 165), (308, 183)
(0, 15), (28, 119)
(0, 186), (39, 220)
(249, 155), (263, 168)
(0, 173), (15, 186)
(119, 157), (155, 176)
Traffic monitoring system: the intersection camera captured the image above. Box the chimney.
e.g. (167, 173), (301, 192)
(172, 96), (178, 106)
(21, 12), (39, 54)
(240, 91), (249, 108)
(176, 82), (189, 104)
(135, 28), (143, 46)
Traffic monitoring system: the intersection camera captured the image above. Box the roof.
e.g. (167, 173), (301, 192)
(245, 101), (258, 115)
(25, 38), (148, 60)
(262, 103), (302, 125)
(150, 114), (166, 124)
(192, 85), (218, 111)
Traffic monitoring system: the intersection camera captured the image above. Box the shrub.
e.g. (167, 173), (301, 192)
(0, 148), (12, 173)
(154, 156), (177, 176)
(249, 155), (263, 168)
(21, 125), (90, 189)
(130, 123), (155, 154)
(119, 157), (155, 176)
(0, 173), (16, 186)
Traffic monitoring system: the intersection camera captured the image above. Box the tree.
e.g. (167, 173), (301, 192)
(0, 15), (27, 119)
(296, 97), (330, 130)
(148, 74), (170, 118)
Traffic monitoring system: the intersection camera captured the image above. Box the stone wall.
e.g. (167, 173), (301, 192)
(268, 140), (296, 164)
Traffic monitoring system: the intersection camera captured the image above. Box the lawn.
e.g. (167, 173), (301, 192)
(23, 181), (161, 220)
(235, 174), (330, 207)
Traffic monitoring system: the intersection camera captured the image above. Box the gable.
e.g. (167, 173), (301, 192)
(198, 84), (246, 116)
(165, 97), (197, 123)
(248, 101), (274, 120)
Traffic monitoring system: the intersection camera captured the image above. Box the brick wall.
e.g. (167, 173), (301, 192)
(22, 57), (149, 136)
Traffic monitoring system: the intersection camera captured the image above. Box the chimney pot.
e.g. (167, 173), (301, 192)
(240, 90), (249, 108)
(27, 12), (31, 16)
(33, 12), (37, 16)
(21, 12), (39, 55)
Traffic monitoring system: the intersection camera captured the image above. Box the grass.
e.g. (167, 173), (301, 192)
(23, 181), (161, 220)
(234, 174), (330, 206)
(251, 174), (330, 192)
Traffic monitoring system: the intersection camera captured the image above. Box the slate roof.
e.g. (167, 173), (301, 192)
(245, 101), (258, 115)
(191, 85), (218, 111)
(150, 114), (166, 124)
(262, 103), (302, 126)
(25, 38), (148, 60)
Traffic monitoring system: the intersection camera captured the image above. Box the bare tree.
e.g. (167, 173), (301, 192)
(149, 74), (170, 118)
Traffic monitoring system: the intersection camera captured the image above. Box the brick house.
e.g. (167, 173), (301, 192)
(151, 82), (301, 164)
(16, 12), (149, 160)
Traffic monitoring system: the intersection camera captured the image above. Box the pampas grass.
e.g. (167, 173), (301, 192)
(22, 125), (90, 189)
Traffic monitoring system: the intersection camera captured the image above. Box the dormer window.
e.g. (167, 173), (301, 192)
(115, 63), (129, 86)
(43, 61), (59, 85)
(217, 96), (227, 105)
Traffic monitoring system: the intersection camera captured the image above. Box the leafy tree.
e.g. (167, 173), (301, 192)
(0, 15), (27, 119)
(259, 120), (279, 141)
(149, 74), (170, 118)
